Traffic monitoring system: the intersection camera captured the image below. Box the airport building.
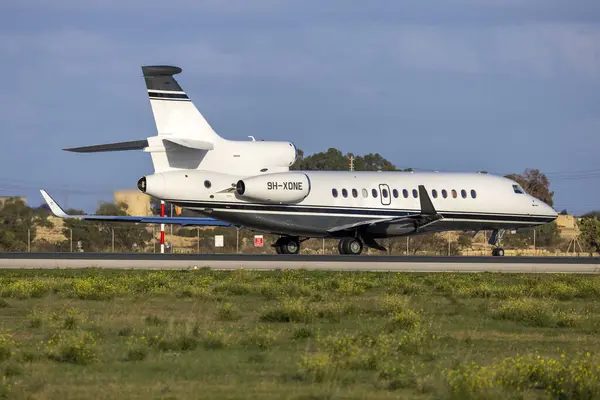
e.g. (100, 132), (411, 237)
(114, 190), (152, 216)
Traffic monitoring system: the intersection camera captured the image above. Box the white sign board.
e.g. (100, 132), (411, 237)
(254, 235), (264, 247)
(214, 235), (224, 248)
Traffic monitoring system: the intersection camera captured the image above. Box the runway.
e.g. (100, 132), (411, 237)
(0, 253), (598, 273)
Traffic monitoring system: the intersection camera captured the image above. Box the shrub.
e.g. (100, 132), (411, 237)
(216, 303), (240, 321)
(118, 327), (133, 337)
(244, 328), (278, 350)
(45, 331), (97, 365)
(0, 299), (9, 309)
(293, 327), (313, 340)
(3, 363), (22, 378)
(298, 352), (335, 383)
(492, 298), (579, 328)
(386, 308), (421, 331)
(444, 352), (600, 398)
(144, 315), (165, 326)
(203, 330), (227, 350)
(0, 333), (17, 362)
(260, 299), (312, 323)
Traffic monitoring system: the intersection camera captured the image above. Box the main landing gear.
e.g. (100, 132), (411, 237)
(338, 237), (364, 255)
(272, 236), (365, 255)
(273, 237), (300, 254)
(489, 229), (505, 257)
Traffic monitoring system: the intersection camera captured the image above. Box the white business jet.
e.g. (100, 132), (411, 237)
(41, 65), (557, 256)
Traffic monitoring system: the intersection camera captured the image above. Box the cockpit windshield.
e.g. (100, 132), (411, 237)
(512, 184), (525, 194)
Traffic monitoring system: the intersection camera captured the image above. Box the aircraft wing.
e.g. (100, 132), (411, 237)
(326, 215), (420, 234)
(39, 190), (231, 227)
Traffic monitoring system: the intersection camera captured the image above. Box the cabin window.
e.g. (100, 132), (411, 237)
(352, 188), (358, 198)
(461, 189), (467, 199)
(204, 180), (211, 189)
(432, 189), (438, 198)
(362, 189), (368, 198)
(512, 184), (524, 194)
(412, 189), (418, 198)
(471, 189), (477, 199)
(332, 189), (338, 198)
(442, 189), (448, 198)
(451, 189), (457, 198)
(403, 189), (409, 198)
(342, 189), (348, 198)
(372, 189), (378, 198)
(392, 189), (398, 198)
(382, 188), (389, 198)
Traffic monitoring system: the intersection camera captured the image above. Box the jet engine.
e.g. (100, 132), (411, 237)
(236, 172), (311, 203)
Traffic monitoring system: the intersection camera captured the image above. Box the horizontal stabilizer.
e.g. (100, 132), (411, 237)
(40, 190), (231, 227)
(162, 137), (214, 150)
(64, 140), (149, 153)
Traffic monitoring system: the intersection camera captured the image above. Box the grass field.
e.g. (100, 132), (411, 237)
(1, 269), (600, 399)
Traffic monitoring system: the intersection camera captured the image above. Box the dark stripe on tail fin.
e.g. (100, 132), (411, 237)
(148, 91), (189, 99)
(142, 65), (185, 91)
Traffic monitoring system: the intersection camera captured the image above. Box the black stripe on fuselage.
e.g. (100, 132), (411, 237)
(148, 91), (189, 100)
(167, 200), (555, 224)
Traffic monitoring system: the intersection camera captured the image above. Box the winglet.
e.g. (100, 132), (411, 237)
(418, 185), (436, 216)
(40, 190), (70, 218)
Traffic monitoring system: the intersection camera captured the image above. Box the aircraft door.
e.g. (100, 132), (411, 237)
(378, 184), (391, 206)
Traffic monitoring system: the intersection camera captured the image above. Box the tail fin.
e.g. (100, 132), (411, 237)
(142, 65), (221, 143)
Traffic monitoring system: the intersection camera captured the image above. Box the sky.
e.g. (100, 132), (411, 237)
(1, 0), (599, 215)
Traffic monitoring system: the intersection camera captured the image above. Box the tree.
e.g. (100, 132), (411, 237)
(0, 198), (52, 251)
(533, 222), (562, 248)
(291, 148), (404, 171)
(582, 210), (600, 219)
(505, 169), (554, 206)
(578, 216), (600, 253)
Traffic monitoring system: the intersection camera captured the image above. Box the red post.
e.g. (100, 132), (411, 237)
(160, 200), (165, 253)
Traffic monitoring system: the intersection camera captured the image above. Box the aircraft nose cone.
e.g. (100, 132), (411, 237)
(546, 204), (558, 219)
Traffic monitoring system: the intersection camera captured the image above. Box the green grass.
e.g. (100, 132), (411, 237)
(1, 269), (600, 399)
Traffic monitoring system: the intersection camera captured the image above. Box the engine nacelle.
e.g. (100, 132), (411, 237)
(236, 172), (311, 203)
(137, 170), (239, 200)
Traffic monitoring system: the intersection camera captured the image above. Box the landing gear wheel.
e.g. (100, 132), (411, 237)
(338, 237), (363, 255)
(492, 248), (505, 257)
(274, 237), (300, 254)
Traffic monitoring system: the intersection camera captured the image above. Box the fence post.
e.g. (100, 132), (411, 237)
(236, 227), (239, 253)
(197, 228), (200, 253)
(27, 229), (31, 252)
(70, 228), (73, 252)
(111, 228), (115, 252)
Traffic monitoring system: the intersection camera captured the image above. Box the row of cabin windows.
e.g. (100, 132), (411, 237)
(331, 188), (477, 200)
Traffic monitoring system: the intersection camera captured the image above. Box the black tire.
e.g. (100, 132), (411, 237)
(338, 237), (363, 255)
(496, 248), (505, 257)
(344, 238), (363, 255)
(281, 238), (300, 254)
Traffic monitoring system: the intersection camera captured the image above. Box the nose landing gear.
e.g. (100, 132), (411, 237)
(489, 229), (506, 256)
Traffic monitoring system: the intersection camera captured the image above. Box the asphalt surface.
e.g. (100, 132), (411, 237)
(0, 253), (598, 273)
